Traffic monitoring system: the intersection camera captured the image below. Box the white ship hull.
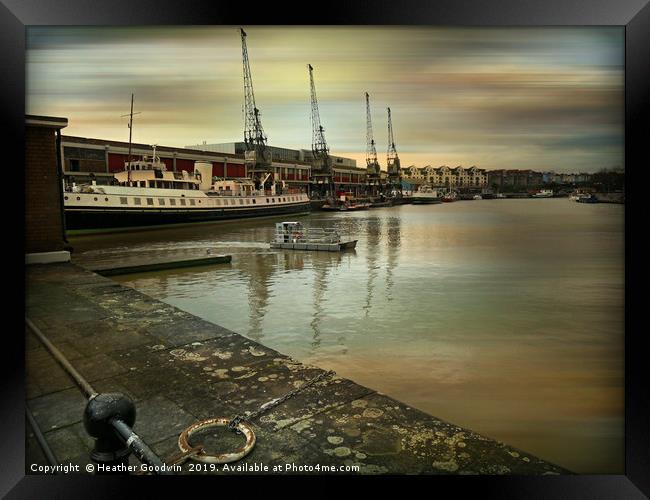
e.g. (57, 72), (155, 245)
(64, 185), (310, 231)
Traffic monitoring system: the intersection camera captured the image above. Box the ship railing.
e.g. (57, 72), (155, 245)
(302, 228), (341, 243)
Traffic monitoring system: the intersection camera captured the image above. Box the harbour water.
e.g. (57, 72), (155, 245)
(69, 199), (624, 473)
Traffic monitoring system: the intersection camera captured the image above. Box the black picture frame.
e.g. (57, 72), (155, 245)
(5, 0), (648, 497)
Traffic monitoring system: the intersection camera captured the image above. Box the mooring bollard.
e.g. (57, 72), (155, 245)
(83, 393), (136, 474)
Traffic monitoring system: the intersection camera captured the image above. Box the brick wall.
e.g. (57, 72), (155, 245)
(25, 126), (65, 253)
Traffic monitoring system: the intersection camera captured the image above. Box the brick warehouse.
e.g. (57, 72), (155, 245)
(25, 115), (70, 264)
(61, 136), (369, 194)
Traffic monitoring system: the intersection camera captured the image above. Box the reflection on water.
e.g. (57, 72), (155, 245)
(70, 200), (624, 473)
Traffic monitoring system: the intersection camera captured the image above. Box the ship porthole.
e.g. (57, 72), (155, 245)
(94, 197), (98, 201)
(64, 196), (68, 200)
(105, 197), (109, 201)
(76, 197), (80, 201)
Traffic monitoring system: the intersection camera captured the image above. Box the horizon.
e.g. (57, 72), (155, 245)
(26, 26), (624, 174)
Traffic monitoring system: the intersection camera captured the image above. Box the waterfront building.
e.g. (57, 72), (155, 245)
(401, 165), (487, 189)
(61, 136), (367, 195)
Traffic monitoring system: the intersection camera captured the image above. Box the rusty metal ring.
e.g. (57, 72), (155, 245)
(178, 418), (256, 464)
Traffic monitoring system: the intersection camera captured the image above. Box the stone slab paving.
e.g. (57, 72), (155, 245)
(25, 263), (568, 475)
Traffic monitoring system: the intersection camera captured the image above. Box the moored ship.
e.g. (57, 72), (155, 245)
(64, 149), (310, 231)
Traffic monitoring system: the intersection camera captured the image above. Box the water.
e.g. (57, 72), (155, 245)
(69, 199), (624, 473)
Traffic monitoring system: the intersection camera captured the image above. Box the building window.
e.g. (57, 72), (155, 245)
(134, 198), (141, 205)
(120, 197), (127, 205)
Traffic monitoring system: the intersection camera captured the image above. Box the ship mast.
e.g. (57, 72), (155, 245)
(120, 93), (140, 181)
(240, 28), (272, 185)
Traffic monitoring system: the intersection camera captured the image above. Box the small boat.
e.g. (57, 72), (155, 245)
(270, 222), (357, 252)
(441, 191), (458, 202)
(320, 201), (343, 211)
(532, 189), (554, 198)
(472, 194), (483, 200)
(340, 202), (370, 211)
(576, 194), (599, 203)
(495, 193), (507, 199)
(412, 185), (442, 204)
(568, 190), (592, 202)
(369, 199), (393, 208)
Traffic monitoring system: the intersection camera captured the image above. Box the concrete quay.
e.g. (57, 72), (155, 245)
(25, 263), (568, 475)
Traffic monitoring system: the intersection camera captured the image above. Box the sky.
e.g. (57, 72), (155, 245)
(26, 26), (624, 173)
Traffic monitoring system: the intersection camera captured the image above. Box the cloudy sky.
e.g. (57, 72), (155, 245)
(26, 26), (623, 173)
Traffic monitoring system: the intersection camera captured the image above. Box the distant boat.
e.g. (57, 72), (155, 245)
(412, 185), (442, 205)
(568, 190), (592, 202)
(473, 194), (483, 200)
(441, 191), (458, 202)
(340, 202), (370, 211)
(532, 189), (554, 198)
(576, 194), (599, 204)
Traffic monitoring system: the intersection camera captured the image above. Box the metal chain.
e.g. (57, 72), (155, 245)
(228, 369), (336, 432)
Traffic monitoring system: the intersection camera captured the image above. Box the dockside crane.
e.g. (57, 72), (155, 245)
(240, 28), (273, 191)
(308, 64), (333, 198)
(386, 107), (402, 196)
(365, 92), (382, 195)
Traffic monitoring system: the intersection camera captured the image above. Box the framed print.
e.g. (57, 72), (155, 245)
(4, 0), (648, 497)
